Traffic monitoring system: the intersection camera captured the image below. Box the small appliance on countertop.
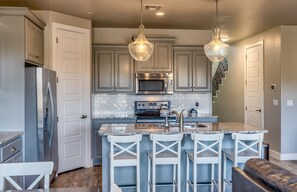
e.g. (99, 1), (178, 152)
(189, 108), (198, 117)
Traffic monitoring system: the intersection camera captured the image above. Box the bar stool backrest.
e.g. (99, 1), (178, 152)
(108, 134), (142, 161)
(150, 134), (183, 159)
(232, 133), (264, 161)
(0, 161), (54, 190)
(192, 133), (224, 159)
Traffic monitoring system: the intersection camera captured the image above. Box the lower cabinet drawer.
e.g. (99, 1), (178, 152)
(0, 138), (22, 162)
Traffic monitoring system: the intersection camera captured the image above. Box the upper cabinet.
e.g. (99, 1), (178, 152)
(93, 46), (134, 93)
(174, 47), (211, 92)
(135, 37), (175, 73)
(25, 18), (44, 66)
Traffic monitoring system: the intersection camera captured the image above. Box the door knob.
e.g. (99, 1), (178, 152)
(81, 115), (87, 119)
(256, 109), (262, 112)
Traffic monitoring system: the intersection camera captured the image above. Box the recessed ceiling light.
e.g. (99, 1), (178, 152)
(221, 35), (230, 42)
(156, 12), (165, 16)
(87, 10), (94, 15)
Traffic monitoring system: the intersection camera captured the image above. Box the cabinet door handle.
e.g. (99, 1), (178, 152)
(35, 55), (40, 59)
(81, 115), (88, 119)
(256, 109), (262, 112)
(10, 146), (17, 152)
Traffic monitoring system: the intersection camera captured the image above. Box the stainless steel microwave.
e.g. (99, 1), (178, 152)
(135, 73), (173, 95)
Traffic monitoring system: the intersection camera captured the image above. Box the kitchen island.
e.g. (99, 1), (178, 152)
(98, 122), (267, 192)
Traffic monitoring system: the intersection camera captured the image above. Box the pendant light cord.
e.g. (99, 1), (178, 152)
(216, 0), (219, 27)
(140, 0), (143, 25)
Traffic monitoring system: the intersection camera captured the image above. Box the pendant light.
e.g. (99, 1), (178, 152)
(128, 0), (154, 61)
(204, 0), (229, 62)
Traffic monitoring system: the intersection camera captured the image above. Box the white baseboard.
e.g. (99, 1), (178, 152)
(270, 149), (297, 160)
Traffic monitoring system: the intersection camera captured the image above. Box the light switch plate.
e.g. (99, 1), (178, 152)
(273, 99), (278, 106)
(287, 100), (294, 107)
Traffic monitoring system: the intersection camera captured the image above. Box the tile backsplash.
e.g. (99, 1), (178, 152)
(92, 93), (212, 118)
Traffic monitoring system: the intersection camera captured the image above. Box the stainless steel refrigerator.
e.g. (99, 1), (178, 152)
(25, 67), (58, 182)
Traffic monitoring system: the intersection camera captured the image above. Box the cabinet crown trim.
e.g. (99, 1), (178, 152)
(0, 7), (45, 29)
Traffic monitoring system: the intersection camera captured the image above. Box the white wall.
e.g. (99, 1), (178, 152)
(280, 26), (297, 156)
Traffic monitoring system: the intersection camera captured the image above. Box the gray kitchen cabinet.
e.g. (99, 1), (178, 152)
(135, 37), (175, 72)
(25, 18), (44, 66)
(92, 118), (136, 165)
(1, 137), (23, 190)
(93, 46), (134, 93)
(174, 47), (211, 92)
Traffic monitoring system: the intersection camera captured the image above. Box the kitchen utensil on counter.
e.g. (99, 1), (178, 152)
(189, 108), (198, 117)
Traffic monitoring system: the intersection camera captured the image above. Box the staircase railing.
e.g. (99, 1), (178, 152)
(212, 58), (229, 102)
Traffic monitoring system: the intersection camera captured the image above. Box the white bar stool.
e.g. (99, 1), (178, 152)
(186, 133), (224, 192)
(147, 133), (183, 192)
(222, 132), (264, 192)
(108, 134), (142, 192)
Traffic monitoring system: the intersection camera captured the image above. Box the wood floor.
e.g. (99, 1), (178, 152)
(51, 166), (102, 189)
(51, 158), (297, 190)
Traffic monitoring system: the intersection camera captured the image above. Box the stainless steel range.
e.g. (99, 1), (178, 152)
(135, 101), (176, 123)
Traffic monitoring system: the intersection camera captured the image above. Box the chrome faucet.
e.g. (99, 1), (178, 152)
(171, 109), (186, 132)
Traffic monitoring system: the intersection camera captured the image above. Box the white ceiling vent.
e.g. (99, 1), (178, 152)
(144, 4), (164, 11)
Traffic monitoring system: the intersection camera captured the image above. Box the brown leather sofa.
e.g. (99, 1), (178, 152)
(232, 158), (297, 192)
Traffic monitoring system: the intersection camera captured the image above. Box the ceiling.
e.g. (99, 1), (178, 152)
(1, 0), (297, 42)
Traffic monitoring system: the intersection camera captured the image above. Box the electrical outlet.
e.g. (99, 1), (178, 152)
(287, 100), (294, 107)
(273, 99), (278, 106)
(195, 102), (199, 107)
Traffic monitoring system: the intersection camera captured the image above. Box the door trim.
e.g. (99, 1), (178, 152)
(244, 40), (264, 128)
(52, 23), (92, 170)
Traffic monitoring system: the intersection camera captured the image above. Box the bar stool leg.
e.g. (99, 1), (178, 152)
(148, 155), (151, 192)
(193, 162), (197, 192)
(186, 154), (190, 192)
(137, 164), (140, 192)
(177, 163), (181, 192)
(173, 164), (176, 192)
(152, 163), (156, 192)
(223, 154), (227, 192)
(110, 165), (114, 189)
(218, 161), (222, 192)
(211, 164), (214, 192)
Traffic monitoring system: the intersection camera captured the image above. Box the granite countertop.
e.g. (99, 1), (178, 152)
(0, 131), (23, 145)
(92, 114), (137, 119)
(92, 114), (218, 120)
(98, 122), (268, 136)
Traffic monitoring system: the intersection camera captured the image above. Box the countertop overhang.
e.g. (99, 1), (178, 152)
(0, 131), (23, 145)
(98, 122), (268, 136)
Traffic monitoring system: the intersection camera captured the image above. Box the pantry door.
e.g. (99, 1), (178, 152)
(53, 23), (91, 173)
(244, 41), (264, 128)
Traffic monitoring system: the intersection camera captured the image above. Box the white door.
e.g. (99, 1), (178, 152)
(245, 41), (264, 128)
(53, 23), (91, 173)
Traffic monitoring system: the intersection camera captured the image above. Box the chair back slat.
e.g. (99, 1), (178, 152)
(232, 133), (264, 158)
(192, 133), (224, 157)
(108, 134), (142, 160)
(150, 134), (183, 159)
(0, 161), (54, 190)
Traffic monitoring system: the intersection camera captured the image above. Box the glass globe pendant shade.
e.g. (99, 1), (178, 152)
(129, 24), (154, 61)
(204, 26), (229, 62)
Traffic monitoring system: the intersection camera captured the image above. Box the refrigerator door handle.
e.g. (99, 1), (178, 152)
(48, 82), (55, 148)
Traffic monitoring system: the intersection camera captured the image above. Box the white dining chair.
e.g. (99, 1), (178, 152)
(0, 161), (54, 190)
(186, 133), (224, 192)
(147, 133), (183, 192)
(108, 134), (142, 192)
(222, 132), (264, 192)
(111, 183), (123, 192)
